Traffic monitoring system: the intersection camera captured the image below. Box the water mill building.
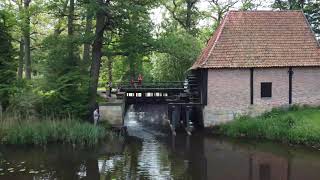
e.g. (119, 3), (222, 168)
(191, 10), (320, 127)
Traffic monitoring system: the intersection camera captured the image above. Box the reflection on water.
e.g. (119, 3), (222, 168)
(1, 104), (320, 179)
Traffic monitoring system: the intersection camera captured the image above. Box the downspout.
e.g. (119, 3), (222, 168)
(250, 68), (254, 105)
(288, 67), (293, 104)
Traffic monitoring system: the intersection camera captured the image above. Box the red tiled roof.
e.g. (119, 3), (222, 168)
(191, 10), (320, 69)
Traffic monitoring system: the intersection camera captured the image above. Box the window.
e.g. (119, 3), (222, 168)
(261, 82), (272, 98)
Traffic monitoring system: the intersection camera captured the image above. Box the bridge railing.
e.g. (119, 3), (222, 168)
(115, 81), (185, 89)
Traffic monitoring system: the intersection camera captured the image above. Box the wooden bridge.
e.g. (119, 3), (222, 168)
(100, 70), (208, 135)
(116, 81), (187, 104)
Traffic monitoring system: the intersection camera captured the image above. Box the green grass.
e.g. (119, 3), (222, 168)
(218, 106), (320, 147)
(0, 114), (108, 146)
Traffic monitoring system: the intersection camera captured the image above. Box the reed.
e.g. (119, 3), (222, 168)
(0, 113), (107, 146)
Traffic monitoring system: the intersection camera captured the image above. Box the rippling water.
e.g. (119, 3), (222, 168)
(1, 104), (320, 179)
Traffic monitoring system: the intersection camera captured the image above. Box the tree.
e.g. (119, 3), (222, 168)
(208, 0), (238, 27)
(114, 0), (155, 79)
(0, 11), (16, 110)
(67, 0), (76, 59)
(35, 0), (96, 117)
(82, 0), (94, 62)
(88, 0), (107, 120)
(88, 0), (157, 119)
(23, 0), (32, 79)
(51, 0), (69, 36)
(272, 0), (306, 9)
(41, 35), (87, 116)
(151, 30), (202, 81)
(240, 0), (261, 10)
(17, 37), (24, 79)
(163, 0), (201, 35)
(303, 1), (320, 39)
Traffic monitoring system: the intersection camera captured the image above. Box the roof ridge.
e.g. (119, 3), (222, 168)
(200, 11), (230, 68)
(229, 10), (303, 12)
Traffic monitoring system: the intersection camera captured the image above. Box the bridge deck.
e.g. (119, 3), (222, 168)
(118, 82), (185, 91)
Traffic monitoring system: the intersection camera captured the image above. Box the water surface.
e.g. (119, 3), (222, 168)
(1, 104), (320, 180)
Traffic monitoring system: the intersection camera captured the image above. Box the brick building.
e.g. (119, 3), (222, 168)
(191, 11), (320, 127)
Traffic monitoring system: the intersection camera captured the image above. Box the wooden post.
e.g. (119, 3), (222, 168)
(185, 105), (193, 135)
(170, 105), (177, 136)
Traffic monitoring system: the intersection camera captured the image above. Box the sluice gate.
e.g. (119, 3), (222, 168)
(103, 70), (208, 135)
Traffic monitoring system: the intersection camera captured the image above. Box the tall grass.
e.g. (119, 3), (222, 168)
(0, 113), (107, 146)
(218, 106), (320, 147)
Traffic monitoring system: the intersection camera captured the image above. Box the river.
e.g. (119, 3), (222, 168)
(1, 104), (320, 180)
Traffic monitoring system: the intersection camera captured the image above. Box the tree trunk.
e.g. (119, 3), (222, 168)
(288, 0), (293, 9)
(23, 0), (31, 80)
(68, 0), (75, 61)
(83, 9), (93, 62)
(88, 0), (106, 122)
(68, 0), (74, 36)
(107, 56), (112, 83)
(129, 54), (136, 79)
(186, 1), (192, 32)
(18, 37), (24, 79)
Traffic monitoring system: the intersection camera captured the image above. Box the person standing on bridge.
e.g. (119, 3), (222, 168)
(130, 77), (135, 88)
(137, 74), (143, 86)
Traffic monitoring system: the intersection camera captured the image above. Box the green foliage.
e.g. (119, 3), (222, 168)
(162, 0), (202, 35)
(102, 0), (156, 81)
(0, 11), (16, 110)
(40, 35), (89, 117)
(240, 0), (258, 10)
(304, 2), (320, 39)
(219, 106), (320, 147)
(2, 0), (319, 121)
(272, 0), (304, 9)
(0, 115), (107, 146)
(7, 80), (41, 117)
(151, 30), (202, 81)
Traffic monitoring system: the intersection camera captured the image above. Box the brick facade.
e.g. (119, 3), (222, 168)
(203, 67), (320, 127)
(292, 67), (320, 105)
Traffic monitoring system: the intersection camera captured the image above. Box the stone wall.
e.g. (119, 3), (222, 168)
(99, 102), (124, 126)
(203, 67), (320, 127)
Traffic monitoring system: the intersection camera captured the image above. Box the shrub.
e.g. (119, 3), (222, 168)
(218, 106), (320, 147)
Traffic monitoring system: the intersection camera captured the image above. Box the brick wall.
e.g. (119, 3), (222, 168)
(204, 69), (250, 127)
(252, 68), (289, 114)
(203, 67), (320, 127)
(292, 67), (320, 105)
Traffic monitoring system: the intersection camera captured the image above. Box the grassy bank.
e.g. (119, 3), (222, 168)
(0, 114), (107, 146)
(218, 106), (320, 147)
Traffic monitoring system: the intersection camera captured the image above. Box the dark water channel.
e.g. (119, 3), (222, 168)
(1, 105), (320, 180)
